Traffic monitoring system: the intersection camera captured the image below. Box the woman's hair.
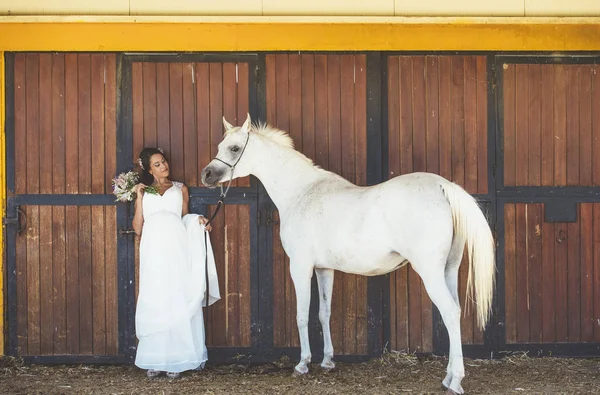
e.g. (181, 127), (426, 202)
(138, 148), (168, 185)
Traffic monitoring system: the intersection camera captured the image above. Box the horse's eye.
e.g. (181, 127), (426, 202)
(230, 146), (240, 153)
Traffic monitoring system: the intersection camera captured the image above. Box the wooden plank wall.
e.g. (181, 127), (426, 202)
(13, 53), (118, 356)
(16, 206), (118, 355)
(266, 54), (369, 354)
(504, 203), (600, 343)
(14, 54), (117, 195)
(503, 63), (600, 187)
(131, 61), (252, 347)
(387, 55), (488, 352)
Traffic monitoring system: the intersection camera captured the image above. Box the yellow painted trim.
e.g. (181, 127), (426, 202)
(0, 16), (599, 51)
(0, 51), (5, 356)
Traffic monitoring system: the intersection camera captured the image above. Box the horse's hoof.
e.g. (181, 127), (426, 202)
(445, 389), (459, 395)
(291, 368), (306, 377)
(321, 361), (335, 371)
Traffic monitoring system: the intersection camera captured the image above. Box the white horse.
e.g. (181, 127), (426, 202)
(201, 114), (495, 395)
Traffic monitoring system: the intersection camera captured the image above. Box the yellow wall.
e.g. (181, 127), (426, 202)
(0, 17), (599, 52)
(0, 0), (600, 16)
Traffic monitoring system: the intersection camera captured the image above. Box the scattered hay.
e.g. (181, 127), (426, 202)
(0, 353), (597, 394)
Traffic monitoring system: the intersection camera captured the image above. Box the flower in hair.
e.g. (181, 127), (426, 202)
(138, 157), (144, 170)
(158, 147), (164, 154)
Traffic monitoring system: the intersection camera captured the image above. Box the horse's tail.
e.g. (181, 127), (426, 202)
(442, 181), (496, 330)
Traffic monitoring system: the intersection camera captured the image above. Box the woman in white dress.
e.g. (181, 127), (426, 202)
(132, 147), (220, 379)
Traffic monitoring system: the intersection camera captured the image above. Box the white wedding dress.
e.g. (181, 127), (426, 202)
(134, 181), (220, 373)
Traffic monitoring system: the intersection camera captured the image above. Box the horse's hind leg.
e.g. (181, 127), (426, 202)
(315, 268), (335, 370)
(442, 235), (466, 388)
(290, 261), (314, 376)
(445, 234), (465, 307)
(419, 269), (465, 394)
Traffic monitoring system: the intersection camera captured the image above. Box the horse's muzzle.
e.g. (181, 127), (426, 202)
(201, 164), (224, 188)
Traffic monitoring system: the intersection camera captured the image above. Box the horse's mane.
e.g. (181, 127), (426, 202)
(250, 122), (317, 167)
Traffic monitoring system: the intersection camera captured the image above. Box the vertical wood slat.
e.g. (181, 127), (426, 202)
(503, 64), (516, 187)
(463, 56), (478, 193)
(39, 206), (53, 354)
(78, 55), (92, 195)
(169, 63), (185, 183)
(65, 206), (79, 354)
(142, 63), (158, 148)
(225, 205), (241, 346)
(580, 203), (594, 342)
(504, 204), (517, 343)
(132, 62), (144, 162)
(105, 206), (119, 355)
(78, 206), (93, 354)
(528, 204), (543, 343)
(26, 54), (40, 195)
(91, 206), (106, 354)
(26, 206), (41, 355)
(476, 57), (488, 194)
(567, 214), (581, 341)
(195, 63), (210, 181)
(238, 205), (252, 346)
(91, 55), (105, 195)
(104, 55), (117, 195)
(566, 66), (580, 186)
(451, 57), (465, 188)
(541, 211), (555, 342)
(182, 63), (197, 187)
(14, 55), (27, 194)
(554, 219), (569, 342)
(156, 63), (171, 155)
(38, 54), (54, 355)
(52, 206), (67, 354)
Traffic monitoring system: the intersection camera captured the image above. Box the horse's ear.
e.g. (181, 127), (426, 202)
(241, 113), (252, 132)
(223, 116), (234, 132)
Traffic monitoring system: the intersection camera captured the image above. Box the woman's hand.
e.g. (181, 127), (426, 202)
(199, 215), (212, 232)
(134, 183), (146, 200)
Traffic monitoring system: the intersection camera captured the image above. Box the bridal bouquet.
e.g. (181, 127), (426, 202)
(111, 171), (159, 202)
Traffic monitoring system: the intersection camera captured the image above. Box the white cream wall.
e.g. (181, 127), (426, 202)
(0, 0), (599, 16)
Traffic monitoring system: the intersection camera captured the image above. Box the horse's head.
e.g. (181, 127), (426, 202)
(201, 113), (252, 188)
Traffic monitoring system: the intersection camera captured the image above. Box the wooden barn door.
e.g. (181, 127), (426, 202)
(386, 55), (492, 354)
(127, 56), (260, 360)
(264, 54), (370, 357)
(5, 53), (121, 359)
(498, 58), (600, 353)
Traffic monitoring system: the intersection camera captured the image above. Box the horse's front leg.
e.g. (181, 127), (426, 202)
(315, 268), (335, 370)
(290, 261), (313, 376)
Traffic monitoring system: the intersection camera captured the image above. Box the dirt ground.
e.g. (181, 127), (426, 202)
(0, 352), (598, 395)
